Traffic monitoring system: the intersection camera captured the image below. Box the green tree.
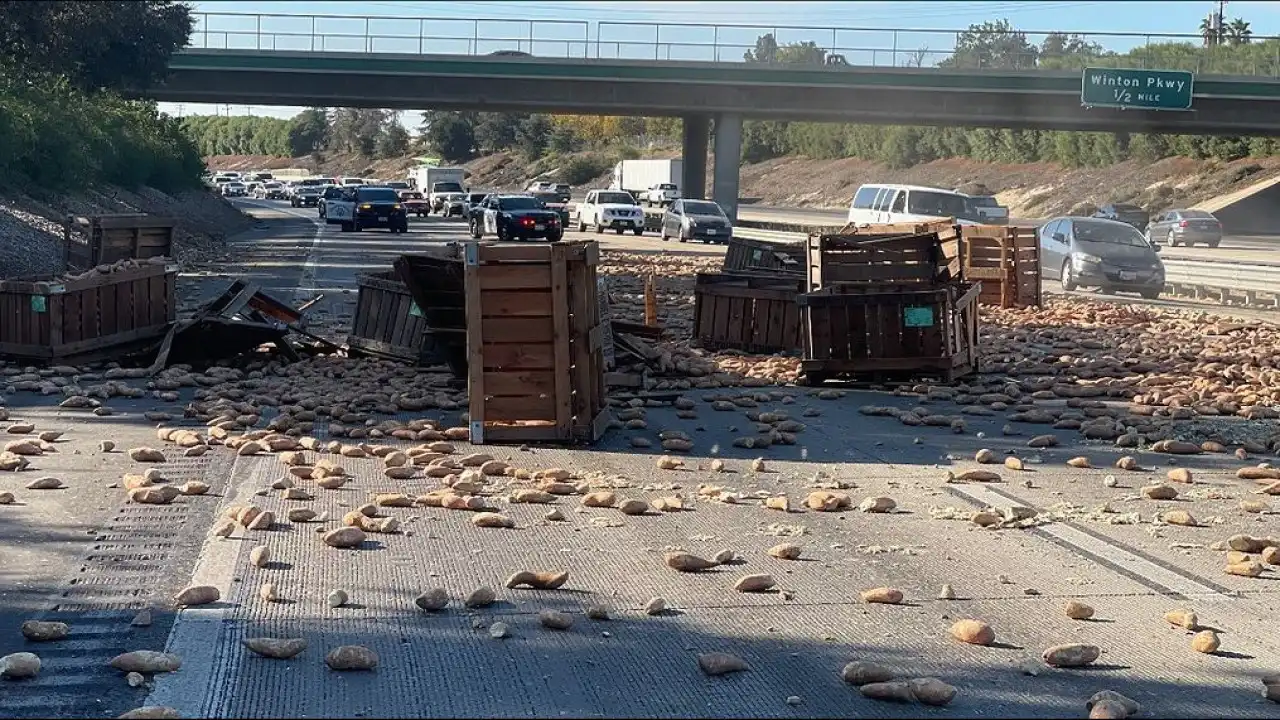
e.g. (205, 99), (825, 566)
(777, 41), (826, 65)
(376, 123), (411, 158)
(1226, 18), (1252, 46)
(288, 108), (329, 156)
(422, 112), (476, 162)
(940, 19), (1038, 69)
(0, 1), (193, 92)
(516, 115), (553, 160)
(473, 112), (524, 153)
(743, 33), (779, 63)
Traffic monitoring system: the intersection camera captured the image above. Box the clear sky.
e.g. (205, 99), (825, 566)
(161, 0), (1280, 122)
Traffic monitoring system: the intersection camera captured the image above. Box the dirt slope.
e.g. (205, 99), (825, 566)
(205, 151), (1280, 219)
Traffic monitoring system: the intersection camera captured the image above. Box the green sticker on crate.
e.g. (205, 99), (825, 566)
(409, 302), (424, 318)
(903, 306), (934, 327)
(29, 296), (47, 313)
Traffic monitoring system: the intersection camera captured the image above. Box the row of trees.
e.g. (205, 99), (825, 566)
(181, 108), (413, 160)
(0, 1), (204, 191)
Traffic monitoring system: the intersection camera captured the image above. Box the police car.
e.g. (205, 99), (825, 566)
(323, 186), (410, 233)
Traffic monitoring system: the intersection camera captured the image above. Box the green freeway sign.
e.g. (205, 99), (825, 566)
(1080, 67), (1194, 111)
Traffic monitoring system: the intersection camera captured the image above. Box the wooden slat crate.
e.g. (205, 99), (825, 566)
(692, 273), (804, 353)
(806, 231), (954, 291)
(835, 221), (963, 280)
(798, 281), (980, 384)
(392, 251), (469, 373)
(463, 241), (608, 445)
(0, 262), (178, 361)
(960, 225), (1042, 308)
(722, 236), (805, 276)
(348, 271), (432, 363)
(64, 214), (176, 269)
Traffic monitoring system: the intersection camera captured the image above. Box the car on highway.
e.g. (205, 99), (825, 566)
(339, 177), (366, 187)
(1092, 202), (1150, 233)
(221, 181), (247, 197)
(575, 189), (645, 235)
(963, 194), (1008, 225)
(318, 186), (346, 219)
(1145, 209), (1222, 248)
(468, 194), (563, 242)
(253, 182), (287, 200)
(291, 184), (326, 208)
(847, 184), (981, 226)
(531, 191), (571, 227)
(397, 190), (430, 217)
(1038, 216), (1164, 300)
(437, 191), (468, 217)
(324, 186), (409, 233)
(385, 180), (412, 191)
(660, 199), (733, 244)
(525, 180), (555, 193)
(643, 182), (681, 207)
(462, 192), (489, 216)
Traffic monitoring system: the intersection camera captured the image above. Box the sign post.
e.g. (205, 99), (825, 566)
(1080, 67), (1195, 111)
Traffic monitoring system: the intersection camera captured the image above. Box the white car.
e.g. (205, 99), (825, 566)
(525, 180), (554, 193)
(221, 182), (247, 197)
(574, 189), (646, 236)
(643, 182), (681, 207)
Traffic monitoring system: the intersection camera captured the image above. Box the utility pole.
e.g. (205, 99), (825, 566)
(1217, 0), (1227, 44)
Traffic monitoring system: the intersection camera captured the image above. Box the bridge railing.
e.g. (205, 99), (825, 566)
(188, 13), (1280, 77)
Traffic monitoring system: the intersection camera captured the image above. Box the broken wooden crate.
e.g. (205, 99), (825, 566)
(348, 270), (435, 364)
(806, 230), (956, 292)
(692, 273), (804, 353)
(721, 236), (805, 276)
(798, 281), (981, 384)
(64, 213), (175, 269)
(0, 261), (177, 362)
(837, 220), (962, 279)
(392, 251), (469, 375)
(959, 225), (1041, 308)
(463, 241), (608, 444)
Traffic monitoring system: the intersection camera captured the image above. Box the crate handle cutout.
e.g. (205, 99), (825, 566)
(29, 296), (47, 313)
(903, 306), (935, 327)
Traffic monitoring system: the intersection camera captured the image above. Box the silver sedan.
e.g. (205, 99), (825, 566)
(1146, 209), (1223, 248)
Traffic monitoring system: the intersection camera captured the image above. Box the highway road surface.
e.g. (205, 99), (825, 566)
(6, 199), (1280, 719)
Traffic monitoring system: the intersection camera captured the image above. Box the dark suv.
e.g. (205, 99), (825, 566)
(350, 186), (409, 233)
(1093, 203), (1150, 233)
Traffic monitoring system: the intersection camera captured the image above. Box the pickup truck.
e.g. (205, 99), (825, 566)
(643, 182), (681, 207)
(429, 181), (465, 213)
(964, 194), (1009, 225)
(575, 189), (646, 236)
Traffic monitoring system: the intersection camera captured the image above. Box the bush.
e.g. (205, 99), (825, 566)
(560, 154), (612, 185)
(0, 72), (203, 192)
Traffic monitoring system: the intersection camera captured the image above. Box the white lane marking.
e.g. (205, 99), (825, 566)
(945, 483), (1228, 598)
(234, 198), (328, 305)
(143, 459), (270, 718)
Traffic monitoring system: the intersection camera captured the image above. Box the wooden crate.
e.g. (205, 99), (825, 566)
(840, 221), (962, 279)
(64, 214), (176, 269)
(0, 262), (178, 361)
(392, 251), (469, 373)
(347, 271), (432, 363)
(722, 236), (805, 276)
(960, 225), (1042, 308)
(806, 231), (954, 292)
(692, 273), (804, 353)
(463, 241), (608, 445)
(798, 281), (980, 384)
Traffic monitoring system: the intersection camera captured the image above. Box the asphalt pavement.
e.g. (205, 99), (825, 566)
(6, 202), (1280, 719)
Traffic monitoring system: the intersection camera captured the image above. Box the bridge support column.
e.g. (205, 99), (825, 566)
(681, 114), (709, 200)
(712, 112), (742, 223)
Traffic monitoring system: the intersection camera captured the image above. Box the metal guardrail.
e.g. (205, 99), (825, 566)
(188, 12), (1280, 76)
(727, 226), (1280, 309)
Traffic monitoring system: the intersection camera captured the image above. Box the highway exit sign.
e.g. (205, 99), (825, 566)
(1081, 67), (1194, 111)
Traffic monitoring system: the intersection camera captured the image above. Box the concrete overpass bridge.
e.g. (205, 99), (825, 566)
(152, 13), (1280, 220)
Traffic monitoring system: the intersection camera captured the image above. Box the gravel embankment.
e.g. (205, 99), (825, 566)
(0, 186), (251, 280)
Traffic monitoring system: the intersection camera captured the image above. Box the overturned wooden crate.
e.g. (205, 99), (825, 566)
(0, 261), (178, 362)
(392, 251), (469, 374)
(840, 220), (962, 278)
(64, 213), (176, 269)
(692, 273), (804, 353)
(722, 236), (805, 277)
(806, 230), (955, 292)
(348, 271), (433, 364)
(960, 225), (1041, 308)
(463, 241), (608, 445)
(798, 281), (981, 384)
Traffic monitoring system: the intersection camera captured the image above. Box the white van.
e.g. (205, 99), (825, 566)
(846, 184), (979, 226)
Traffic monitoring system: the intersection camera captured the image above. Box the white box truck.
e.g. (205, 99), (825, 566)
(610, 159), (682, 200)
(408, 166), (467, 213)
